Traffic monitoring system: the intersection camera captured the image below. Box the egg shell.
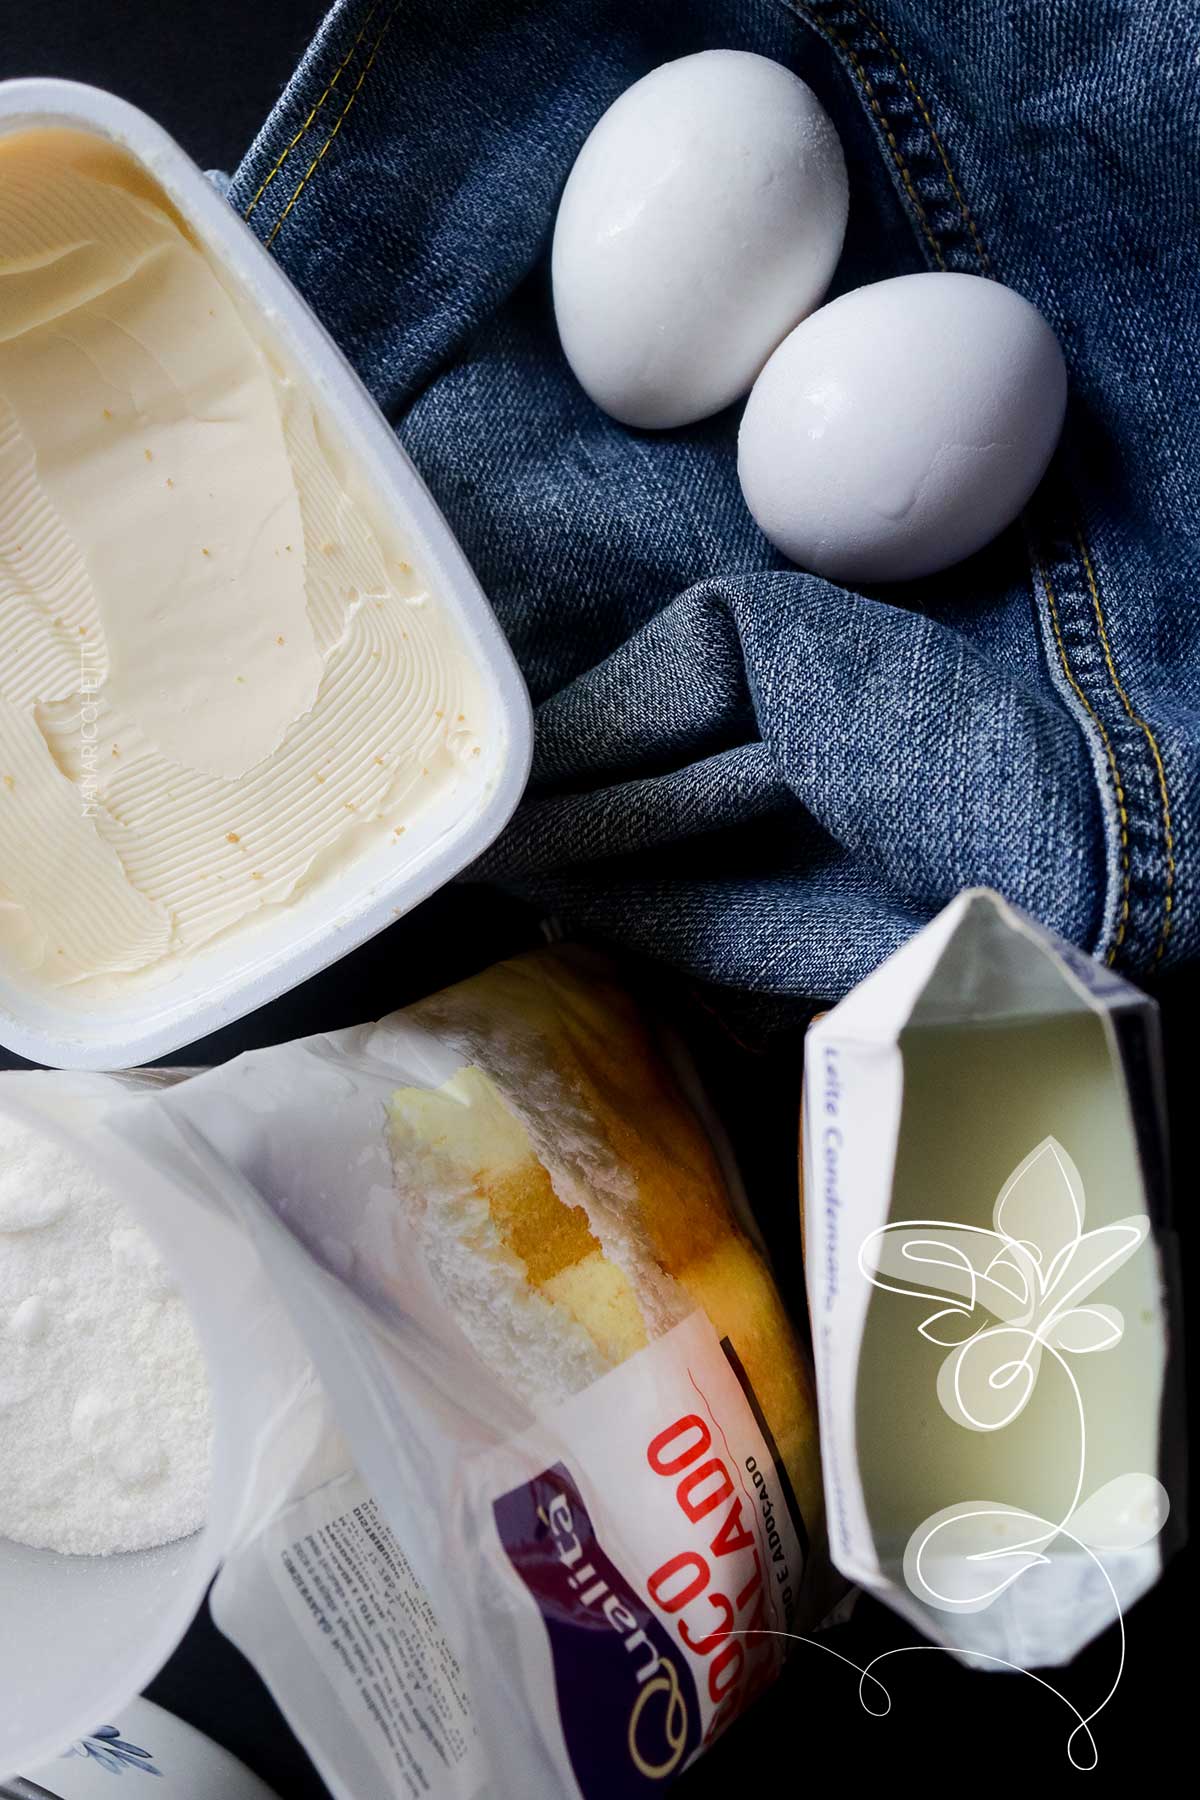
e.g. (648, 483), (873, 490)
(737, 271), (1068, 583)
(552, 49), (848, 430)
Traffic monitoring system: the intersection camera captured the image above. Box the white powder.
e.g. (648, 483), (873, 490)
(0, 1111), (212, 1555)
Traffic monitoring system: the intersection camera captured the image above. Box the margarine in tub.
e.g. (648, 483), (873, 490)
(0, 127), (483, 994)
(0, 87), (529, 1067)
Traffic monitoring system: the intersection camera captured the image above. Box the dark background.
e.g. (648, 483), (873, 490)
(1, 2), (1190, 1793)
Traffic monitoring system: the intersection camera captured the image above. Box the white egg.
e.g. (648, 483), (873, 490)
(737, 271), (1067, 583)
(552, 49), (848, 430)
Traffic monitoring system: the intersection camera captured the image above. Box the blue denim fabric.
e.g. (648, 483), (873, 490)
(229, 0), (1200, 1002)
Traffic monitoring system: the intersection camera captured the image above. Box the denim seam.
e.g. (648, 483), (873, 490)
(1031, 493), (1179, 966)
(243, 0), (382, 225)
(844, 0), (991, 275)
(790, 0), (1173, 968)
(788, 0), (992, 274)
(1073, 526), (1176, 963)
(790, 3), (946, 269)
(261, 1), (400, 250)
(1037, 554), (1131, 959)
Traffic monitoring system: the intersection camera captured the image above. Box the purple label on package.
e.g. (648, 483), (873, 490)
(493, 1461), (703, 1792)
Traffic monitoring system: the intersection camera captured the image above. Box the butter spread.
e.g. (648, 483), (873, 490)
(0, 129), (485, 998)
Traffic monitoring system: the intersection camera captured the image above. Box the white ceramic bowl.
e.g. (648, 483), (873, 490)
(0, 80), (532, 1071)
(16, 1697), (279, 1798)
(0, 1071), (279, 1781)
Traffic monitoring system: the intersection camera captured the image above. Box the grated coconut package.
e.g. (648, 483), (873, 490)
(67, 947), (829, 1799)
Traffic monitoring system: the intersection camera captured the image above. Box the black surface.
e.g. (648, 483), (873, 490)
(0, 0), (327, 173)
(1, 3), (1191, 1794)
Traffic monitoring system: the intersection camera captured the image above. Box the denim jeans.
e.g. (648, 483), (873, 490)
(229, 1), (1200, 1003)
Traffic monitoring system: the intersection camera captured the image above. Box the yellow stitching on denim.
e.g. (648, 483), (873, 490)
(1074, 527), (1176, 962)
(1038, 556), (1130, 960)
(848, 0), (992, 275)
(793, 3), (947, 269)
(244, 1), (381, 222)
(264, 3), (400, 251)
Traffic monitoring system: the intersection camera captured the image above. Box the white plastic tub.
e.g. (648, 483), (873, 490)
(0, 80), (531, 1072)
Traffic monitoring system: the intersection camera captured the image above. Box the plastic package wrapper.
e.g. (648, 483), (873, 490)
(5, 949), (828, 1797)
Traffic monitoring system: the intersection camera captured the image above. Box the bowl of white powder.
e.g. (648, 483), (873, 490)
(0, 1083), (222, 1778)
(0, 1110), (212, 1557)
